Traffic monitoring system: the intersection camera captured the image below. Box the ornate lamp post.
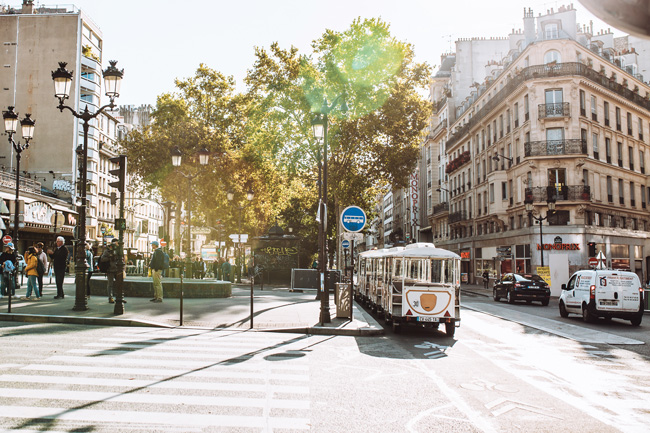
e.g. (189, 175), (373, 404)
(227, 188), (254, 283)
(2, 106), (35, 312)
(311, 95), (347, 325)
(525, 188), (556, 268)
(52, 60), (123, 311)
(171, 146), (209, 276)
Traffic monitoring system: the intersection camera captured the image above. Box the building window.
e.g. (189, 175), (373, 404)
(639, 117), (644, 141)
(544, 49), (561, 63)
(619, 179), (625, 205)
(629, 146), (634, 171)
(579, 90), (586, 116)
(489, 183), (494, 203)
(631, 182), (636, 207)
(499, 115), (504, 138)
(616, 107), (621, 131)
(627, 112), (633, 135)
(524, 95), (529, 121)
(592, 133), (599, 159)
(617, 142), (623, 167)
(588, 95), (597, 121)
(604, 101), (610, 126)
(607, 176), (613, 202)
(514, 103), (519, 127)
(506, 109), (511, 133)
(605, 138), (611, 164)
(642, 185), (647, 208)
(502, 182), (507, 200)
(640, 150), (645, 174)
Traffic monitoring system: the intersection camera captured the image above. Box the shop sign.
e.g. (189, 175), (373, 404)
(537, 243), (580, 250)
(410, 171), (419, 229)
(25, 201), (54, 225)
(460, 251), (471, 259)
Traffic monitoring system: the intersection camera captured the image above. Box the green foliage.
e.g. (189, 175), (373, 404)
(119, 18), (431, 261)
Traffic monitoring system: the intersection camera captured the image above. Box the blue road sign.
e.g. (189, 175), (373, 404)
(341, 239), (350, 249)
(340, 206), (366, 233)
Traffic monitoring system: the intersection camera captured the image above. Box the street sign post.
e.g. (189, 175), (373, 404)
(341, 239), (350, 249)
(588, 257), (598, 267)
(2, 235), (11, 245)
(342, 232), (364, 241)
(340, 206), (366, 233)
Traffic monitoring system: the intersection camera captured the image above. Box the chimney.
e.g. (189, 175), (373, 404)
(524, 8), (535, 45)
(21, 0), (34, 14)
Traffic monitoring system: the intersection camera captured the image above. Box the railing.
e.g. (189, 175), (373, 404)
(525, 185), (591, 202)
(432, 202), (449, 214)
(449, 210), (468, 223)
(538, 102), (570, 119)
(524, 139), (587, 157)
(0, 170), (41, 194)
(446, 62), (650, 151)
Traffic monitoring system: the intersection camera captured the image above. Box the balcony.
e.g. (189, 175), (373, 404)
(525, 185), (591, 202)
(449, 210), (468, 223)
(524, 139), (587, 157)
(445, 151), (471, 175)
(538, 102), (570, 119)
(433, 202), (449, 215)
(445, 62), (650, 151)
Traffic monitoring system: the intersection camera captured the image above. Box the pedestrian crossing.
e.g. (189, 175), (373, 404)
(0, 328), (314, 432)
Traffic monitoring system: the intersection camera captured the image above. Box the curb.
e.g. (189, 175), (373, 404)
(0, 313), (173, 328)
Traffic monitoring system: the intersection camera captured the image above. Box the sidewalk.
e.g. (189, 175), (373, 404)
(0, 276), (383, 336)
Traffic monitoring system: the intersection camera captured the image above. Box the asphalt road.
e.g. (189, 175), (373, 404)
(2, 299), (649, 432)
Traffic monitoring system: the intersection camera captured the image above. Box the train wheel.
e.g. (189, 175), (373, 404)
(445, 321), (456, 337)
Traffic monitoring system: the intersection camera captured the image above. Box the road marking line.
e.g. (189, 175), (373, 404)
(0, 374), (309, 394)
(0, 388), (309, 409)
(0, 405), (310, 430)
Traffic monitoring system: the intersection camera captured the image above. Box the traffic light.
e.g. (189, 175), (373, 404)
(109, 154), (127, 193)
(587, 242), (596, 257)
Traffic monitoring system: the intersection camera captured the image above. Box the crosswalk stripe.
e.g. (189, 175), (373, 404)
(22, 363), (310, 381)
(0, 405), (310, 430)
(68, 347), (303, 359)
(45, 355), (310, 371)
(0, 374), (309, 394)
(0, 388), (310, 409)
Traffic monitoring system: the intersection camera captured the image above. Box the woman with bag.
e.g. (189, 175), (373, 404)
(22, 246), (40, 300)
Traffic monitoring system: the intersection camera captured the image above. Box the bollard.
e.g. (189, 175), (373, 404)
(180, 274), (184, 326)
(250, 275), (254, 329)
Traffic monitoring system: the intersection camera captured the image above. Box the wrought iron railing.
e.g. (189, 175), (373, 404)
(524, 139), (587, 157)
(447, 62), (650, 150)
(538, 102), (570, 119)
(449, 210), (468, 223)
(433, 202), (449, 215)
(525, 185), (591, 202)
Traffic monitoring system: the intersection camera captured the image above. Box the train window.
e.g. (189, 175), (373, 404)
(394, 259), (402, 277)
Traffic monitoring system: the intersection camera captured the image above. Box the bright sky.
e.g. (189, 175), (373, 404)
(58, 0), (616, 106)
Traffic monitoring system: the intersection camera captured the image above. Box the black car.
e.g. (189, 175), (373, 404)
(493, 273), (550, 306)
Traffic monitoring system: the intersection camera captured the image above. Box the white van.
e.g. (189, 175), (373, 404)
(559, 269), (644, 326)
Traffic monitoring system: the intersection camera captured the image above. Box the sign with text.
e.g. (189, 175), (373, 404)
(342, 232), (364, 241)
(536, 266), (551, 286)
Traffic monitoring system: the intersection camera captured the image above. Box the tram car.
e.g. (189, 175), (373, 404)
(356, 243), (461, 336)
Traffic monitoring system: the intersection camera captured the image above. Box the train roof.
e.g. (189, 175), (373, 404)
(384, 243), (461, 259)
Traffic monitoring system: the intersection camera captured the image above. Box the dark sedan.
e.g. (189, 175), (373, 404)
(493, 273), (550, 306)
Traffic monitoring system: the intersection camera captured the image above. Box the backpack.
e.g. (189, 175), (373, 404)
(98, 258), (110, 273)
(36, 256), (45, 277)
(163, 252), (170, 270)
(3, 260), (15, 275)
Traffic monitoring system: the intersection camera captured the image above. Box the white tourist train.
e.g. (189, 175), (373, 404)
(356, 242), (461, 336)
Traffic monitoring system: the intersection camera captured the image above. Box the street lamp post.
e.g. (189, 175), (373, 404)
(171, 146), (209, 277)
(52, 60), (123, 311)
(312, 95), (348, 325)
(525, 188), (556, 268)
(3, 106), (35, 312)
(492, 153), (514, 169)
(227, 188), (254, 283)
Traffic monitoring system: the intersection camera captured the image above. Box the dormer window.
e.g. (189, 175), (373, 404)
(544, 23), (559, 40)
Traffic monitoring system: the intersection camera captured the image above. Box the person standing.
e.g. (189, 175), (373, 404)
(100, 238), (119, 303)
(221, 257), (231, 283)
(49, 236), (69, 299)
(0, 243), (17, 299)
(85, 243), (94, 298)
(149, 241), (164, 303)
(22, 246), (40, 300)
(35, 242), (48, 297)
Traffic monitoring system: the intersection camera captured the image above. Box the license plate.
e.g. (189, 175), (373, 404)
(417, 316), (440, 322)
(600, 300), (618, 306)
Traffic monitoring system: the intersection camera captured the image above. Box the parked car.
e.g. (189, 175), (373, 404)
(559, 269), (643, 326)
(493, 273), (551, 306)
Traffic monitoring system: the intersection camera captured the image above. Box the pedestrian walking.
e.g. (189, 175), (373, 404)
(0, 243), (17, 299)
(100, 238), (119, 303)
(149, 241), (164, 302)
(22, 246), (40, 300)
(212, 260), (221, 280)
(48, 236), (69, 299)
(85, 243), (94, 298)
(35, 242), (48, 297)
(220, 257), (231, 282)
(482, 270), (490, 289)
